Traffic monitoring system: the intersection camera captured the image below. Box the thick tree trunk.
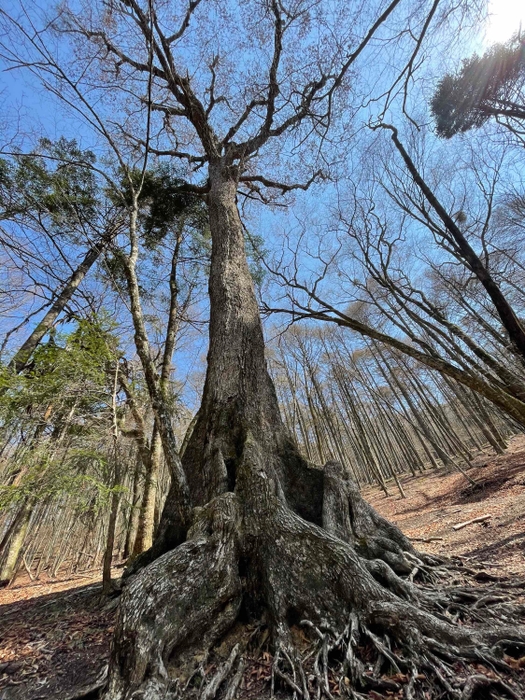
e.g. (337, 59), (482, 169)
(105, 163), (525, 699)
(154, 163), (323, 557)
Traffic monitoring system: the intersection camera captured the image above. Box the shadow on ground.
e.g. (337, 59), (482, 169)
(0, 581), (114, 700)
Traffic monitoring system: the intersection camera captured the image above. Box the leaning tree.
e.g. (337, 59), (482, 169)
(3, 0), (525, 698)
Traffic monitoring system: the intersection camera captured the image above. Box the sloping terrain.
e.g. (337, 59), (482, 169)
(366, 434), (525, 576)
(0, 573), (115, 700)
(1, 435), (524, 699)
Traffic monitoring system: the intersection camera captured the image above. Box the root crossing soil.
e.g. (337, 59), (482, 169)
(1, 436), (525, 699)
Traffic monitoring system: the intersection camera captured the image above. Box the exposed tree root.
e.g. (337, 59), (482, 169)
(105, 493), (242, 699)
(103, 435), (525, 700)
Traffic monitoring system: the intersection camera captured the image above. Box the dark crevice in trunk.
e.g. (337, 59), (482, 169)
(225, 458), (236, 492)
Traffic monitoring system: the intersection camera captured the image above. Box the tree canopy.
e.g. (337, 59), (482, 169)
(431, 36), (525, 137)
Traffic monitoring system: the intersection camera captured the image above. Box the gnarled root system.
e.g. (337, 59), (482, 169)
(104, 435), (525, 700)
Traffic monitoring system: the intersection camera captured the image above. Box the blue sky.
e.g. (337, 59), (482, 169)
(1, 0), (523, 410)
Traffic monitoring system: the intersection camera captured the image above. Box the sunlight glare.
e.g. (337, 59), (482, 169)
(485, 0), (525, 45)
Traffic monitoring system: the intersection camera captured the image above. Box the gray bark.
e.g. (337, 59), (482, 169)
(9, 230), (114, 373)
(105, 164), (525, 700)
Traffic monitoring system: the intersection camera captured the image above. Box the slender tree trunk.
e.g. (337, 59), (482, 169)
(102, 487), (121, 595)
(382, 123), (525, 362)
(9, 230), (115, 373)
(303, 303), (525, 426)
(120, 203), (190, 550)
(468, 390), (508, 453)
(0, 498), (34, 586)
(133, 425), (162, 555)
(124, 455), (143, 560)
(281, 359), (314, 461)
(103, 363), (124, 593)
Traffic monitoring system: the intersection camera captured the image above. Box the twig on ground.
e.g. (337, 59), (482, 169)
(453, 515), (492, 531)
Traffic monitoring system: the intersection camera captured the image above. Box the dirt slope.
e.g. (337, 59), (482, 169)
(366, 434), (525, 576)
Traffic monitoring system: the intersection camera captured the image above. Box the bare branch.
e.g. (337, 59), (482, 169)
(230, 0), (404, 160)
(166, 0), (203, 43)
(239, 169), (324, 193)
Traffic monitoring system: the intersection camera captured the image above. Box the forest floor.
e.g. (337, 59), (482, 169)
(1, 434), (525, 699)
(365, 433), (525, 576)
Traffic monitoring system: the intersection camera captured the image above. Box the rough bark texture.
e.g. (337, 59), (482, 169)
(133, 427), (162, 555)
(104, 163), (525, 700)
(152, 163), (323, 559)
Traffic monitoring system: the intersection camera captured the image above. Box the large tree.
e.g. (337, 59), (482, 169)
(2, 1), (525, 698)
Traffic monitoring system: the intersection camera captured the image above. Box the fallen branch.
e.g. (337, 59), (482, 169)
(22, 554), (36, 581)
(452, 515), (491, 531)
(411, 537), (444, 543)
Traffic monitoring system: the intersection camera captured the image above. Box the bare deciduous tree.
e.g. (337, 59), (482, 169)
(2, 1), (525, 698)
